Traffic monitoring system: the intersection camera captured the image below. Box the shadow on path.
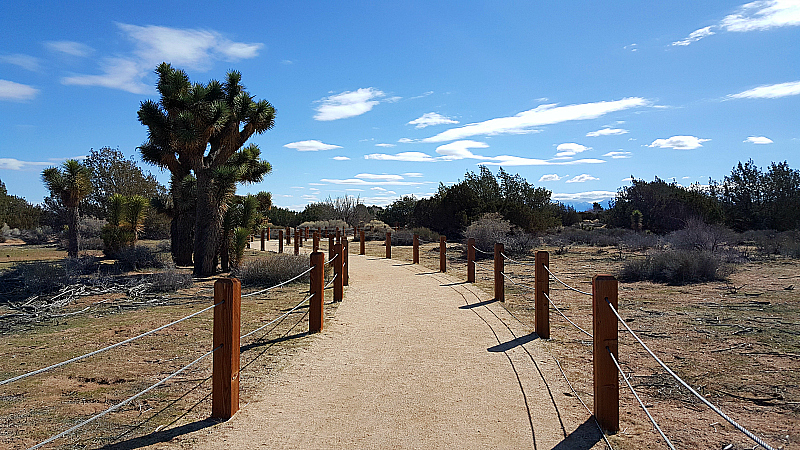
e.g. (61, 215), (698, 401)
(459, 298), (498, 309)
(97, 418), (219, 450)
(550, 418), (603, 450)
(487, 333), (538, 352)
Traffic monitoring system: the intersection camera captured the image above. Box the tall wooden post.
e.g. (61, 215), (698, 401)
(467, 238), (475, 283)
(385, 232), (392, 259)
(212, 278), (241, 420)
(413, 234), (419, 264)
(328, 235), (335, 262)
(334, 243), (343, 302)
(593, 275), (619, 433)
(278, 230), (284, 253)
(336, 227), (341, 244)
(313, 231), (320, 252)
(260, 228), (265, 251)
(267, 227), (270, 241)
(285, 227), (291, 245)
(359, 229), (365, 255)
(494, 243), (504, 302)
(439, 236), (447, 272)
(309, 252), (325, 333)
(535, 251), (550, 339)
(343, 237), (349, 286)
(294, 229), (300, 255)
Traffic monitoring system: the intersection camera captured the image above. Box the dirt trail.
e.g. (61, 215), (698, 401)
(191, 253), (604, 449)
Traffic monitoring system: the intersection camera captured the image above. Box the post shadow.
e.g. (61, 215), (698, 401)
(487, 333), (538, 352)
(550, 418), (604, 450)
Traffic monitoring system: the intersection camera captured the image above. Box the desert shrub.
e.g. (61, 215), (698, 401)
(298, 219), (349, 231)
(464, 213), (535, 257)
(667, 219), (734, 252)
(233, 253), (311, 287)
(391, 229), (414, 246)
(619, 249), (729, 284)
(77, 217), (106, 250)
(146, 267), (193, 292)
(544, 227), (661, 250)
(412, 227), (440, 243)
(19, 226), (54, 244)
(741, 229), (800, 258)
(115, 245), (169, 271)
(15, 261), (67, 293)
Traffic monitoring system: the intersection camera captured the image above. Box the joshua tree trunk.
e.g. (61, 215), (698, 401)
(67, 205), (80, 258)
(171, 211), (194, 266)
(193, 172), (224, 276)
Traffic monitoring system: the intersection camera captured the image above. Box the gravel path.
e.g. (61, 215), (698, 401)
(192, 253), (603, 449)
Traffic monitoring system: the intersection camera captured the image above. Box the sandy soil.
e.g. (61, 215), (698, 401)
(184, 252), (604, 449)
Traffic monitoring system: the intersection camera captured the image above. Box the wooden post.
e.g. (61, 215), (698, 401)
(593, 274), (619, 433)
(413, 234), (419, 264)
(328, 235), (335, 262)
(343, 237), (349, 286)
(309, 252), (325, 333)
(285, 227), (291, 245)
(439, 236), (446, 272)
(260, 228), (265, 251)
(336, 227), (341, 244)
(467, 238), (475, 283)
(267, 227), (270, 241)
(385, 231), (391, 259)
(212, 278), (241, 420)
(298, 228), (303, 247)
(334, 243), (343, 302)
(294, 229), (299, 255)
(313, 231), (320, 252)
(535, 251), (550, 339)
(278, 230), (284, 253)
(494, 243), (504, 302)
(359, 229), (365, 255)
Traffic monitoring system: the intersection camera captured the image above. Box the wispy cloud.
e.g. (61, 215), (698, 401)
(586, 127), (629, 137)
(603, 151), (632, 159)
(0, 54), (41, 72)
(729, 80), (800, 98)
(551, 191), (616, 202)
(744, 136), (774, 144)
(319, 177), (428, 186)
(355, 173), (404, 181)
(435, 140), (490, 160)
(555, 143), (591, 157)
(421, 98), (647, 142)
(45, 41), (94, 57)
(673, 1), (800, 46)
(61, 24), (263, 94)
(539, 174), (563, 182)
(284, 140), (342, 152)
(314, 88), (388, 121)
(566, 174), (599, 183)
(375, 143), (396, 147)
(403, 172), (424, 178)
(333, 156), (351, 160)
(649, 135), (710, 150)
(0, 157), (53, 170)
(479, 156), (606, 167)
(365, 152), (439, 162)
(0, 80), (39, 101)
(408, 112), (459, 129)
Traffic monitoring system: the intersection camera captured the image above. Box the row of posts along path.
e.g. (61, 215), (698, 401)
(191, 238), (605, 449)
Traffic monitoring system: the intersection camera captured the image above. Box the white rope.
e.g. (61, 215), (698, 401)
(241, 266), (313, 298)
(241, 294), (312, 340)
(608, 348), (676, 450)
(606, 299), (775, 450)
(544, 292), (593, 338)
(543, 265), (592, 296)
(324, 273), (338, 290)
(28, 345), (220, 450)
(500, 252), (537, 267)
(1, 302), (221, 387)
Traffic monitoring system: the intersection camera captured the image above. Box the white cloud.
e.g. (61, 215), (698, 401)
(0, 80), (39, 101)
(673, 1), (800, 46)
(721, 0), (800, 32)
(314, 88), (386, 121)
(0, 157), (52, 170)
(551, 191), (617, 202)
(355, 173), (405, 181)
(435, 140), (490, 160)
(375, 143), (396, 147)
(480, 157), (606, 167)
(555, 143), (591, 157)
(403, 172), (424, 178)
(729, 81), (800, 99)
(744, 136), (774, 144)
(319, 178), (427, 186)
(672, 26), (716, 46)
(398, 138), (416, 144)
(648, 135), (710, 150)
(566, 174), (599, 183)
(603, 151), (632, 159)
(364, 152), (438, 162)
(283, 140), (342, 152)
(60, 24), (262, 94)
(333, 156), (351, 160)
(45, 41), (94, 57)
(422, 98), (647, 142)
(586, 127), (629, 137)
(408, 112), (459, 129)
(0, 54), (41, 72)
(539, 174), (563, 182)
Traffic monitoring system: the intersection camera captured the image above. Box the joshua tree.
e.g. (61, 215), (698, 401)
(41, 160), (93, 258)
(138, 63), (275, 276)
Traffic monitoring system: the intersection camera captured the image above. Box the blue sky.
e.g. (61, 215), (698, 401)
(1, 1), (798, 210)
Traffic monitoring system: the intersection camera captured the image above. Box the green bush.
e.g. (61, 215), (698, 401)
(619, 249), (728, 284)
(233, 253), (311, 287)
